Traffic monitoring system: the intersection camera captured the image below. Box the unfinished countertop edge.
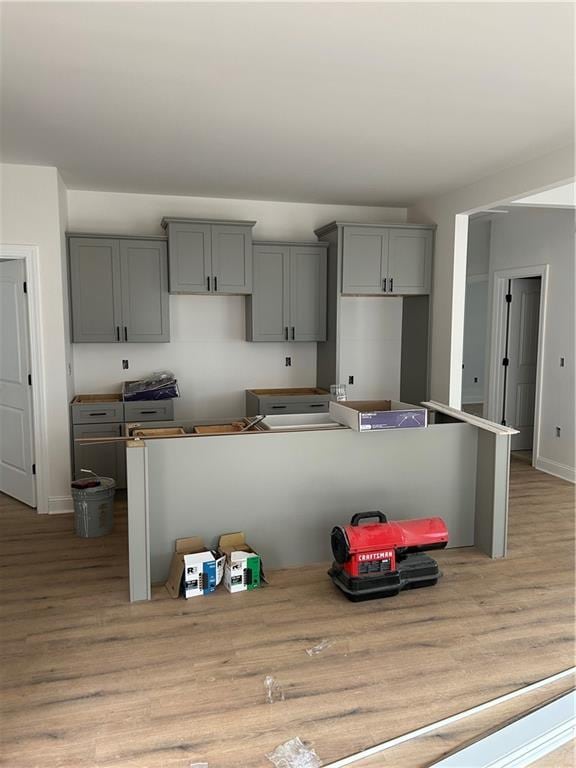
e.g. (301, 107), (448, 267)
(423, 401), (519, 436)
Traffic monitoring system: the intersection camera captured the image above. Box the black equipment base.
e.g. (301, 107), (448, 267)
(328, 553), (441, 602)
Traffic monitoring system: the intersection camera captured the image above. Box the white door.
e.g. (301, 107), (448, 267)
(505, 277), (541, 451)
(0, 259), (36, 506)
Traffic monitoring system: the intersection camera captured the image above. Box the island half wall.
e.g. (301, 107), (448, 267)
(126, 404), (516, 601)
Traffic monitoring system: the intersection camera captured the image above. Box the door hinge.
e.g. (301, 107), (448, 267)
(505, 293), (512, 303)
(23, 281), (27, 294)
(32, 464), (36, 475)
(502, 357), (509, 367)
(28, 373), (32, 386)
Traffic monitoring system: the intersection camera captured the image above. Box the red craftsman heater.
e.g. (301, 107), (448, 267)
(329, 512), (449, 601)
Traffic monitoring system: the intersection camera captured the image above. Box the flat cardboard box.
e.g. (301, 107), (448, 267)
(218, 532), (262, 593)
(329, 399), (428, 432)
(165, 536), (224, 599)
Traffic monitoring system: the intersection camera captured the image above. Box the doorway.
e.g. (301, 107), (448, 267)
(501, 277), (541, 455)
(0, 258), (36, 506)
(487, 265), (548, 465)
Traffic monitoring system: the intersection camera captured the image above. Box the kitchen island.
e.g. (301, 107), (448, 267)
(126, 403), (516, 601)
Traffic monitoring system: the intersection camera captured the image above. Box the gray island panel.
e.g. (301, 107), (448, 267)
(145, 423), (477, 584)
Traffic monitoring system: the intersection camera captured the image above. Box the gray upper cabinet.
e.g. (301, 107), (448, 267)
(69, 238), (123, 343)
(289, 246), (327, 341)
(162, 218), (255, 294)
(388, 228), (433, 295)
(246, 242), (327, 342)
(335, 223), (433, 295)
(342, 227), (389, 294)
(119, 240), (170, 342)
(69, 236), (170, 343)
(247, 244), (290, 341)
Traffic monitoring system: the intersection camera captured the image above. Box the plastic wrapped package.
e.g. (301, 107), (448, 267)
(122, 371), (179, 401)
(264, 675), (285, 703)
(266, 737), (321, 768)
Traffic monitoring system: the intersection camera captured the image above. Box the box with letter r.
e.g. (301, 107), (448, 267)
(218, 532), (262, 593)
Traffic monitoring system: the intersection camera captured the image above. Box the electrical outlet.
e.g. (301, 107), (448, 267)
(348, 375), (354, 385)
(285, 357), (291, 367)
(474, 377), (478, 383)
(560, 357), (565, 367)
(122, 360), (129, 370)
(555, 426), (561, 438)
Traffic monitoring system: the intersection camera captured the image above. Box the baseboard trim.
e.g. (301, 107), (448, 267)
(534, 457), (575, 484)
(48, 495), (74, 514)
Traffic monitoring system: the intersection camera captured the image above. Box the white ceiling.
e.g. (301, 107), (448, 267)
(512, 182), (576, 207)
(1, 2), (574, 205)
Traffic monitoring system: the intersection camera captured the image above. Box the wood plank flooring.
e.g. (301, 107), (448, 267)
(1, 458), (574, 768)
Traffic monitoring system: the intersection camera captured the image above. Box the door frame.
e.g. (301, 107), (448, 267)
(485, 264), (549, 467)
(0, 244), (48, 513)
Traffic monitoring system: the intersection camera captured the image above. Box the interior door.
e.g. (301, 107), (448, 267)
(0, 259), (36, 506)
(505, 277), (541, 450)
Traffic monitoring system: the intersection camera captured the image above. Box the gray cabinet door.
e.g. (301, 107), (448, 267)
(120, 240), (170, 342)
(211, 224), (253, 294)
(72, 423), (125, 488)
(167, 222), (211, 293)
(289, 247), (327, 341)
(247, 245), (290, 341)
(388, 228), (432, 295)
(69, 238), (122, 342)
(342, 227), (388, 294)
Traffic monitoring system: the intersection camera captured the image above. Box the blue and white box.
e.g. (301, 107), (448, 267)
(329, 400), (428, 432)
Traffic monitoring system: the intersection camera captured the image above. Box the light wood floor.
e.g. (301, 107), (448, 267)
(1, 458), (574, 768)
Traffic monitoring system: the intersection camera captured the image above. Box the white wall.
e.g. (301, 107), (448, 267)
(0, 164), (73, 511)
(68, 189), (406, 418)
(462, 218), (491, 404)
(408, 144), (574, 408)
(487, 207), (575, 480)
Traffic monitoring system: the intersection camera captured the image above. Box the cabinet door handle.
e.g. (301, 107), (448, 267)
(284, 327), (288, 340)
(390, 278), (394, 293)
(271, 405), (287, 410)
(207, 276), (211, 291)
(89, 412), (107, 417)
(124, 327), (128, 341)
(140, 410), (158, 415)
(291, 327), (295, 340)
(116, 326), (120, 341)
(214, 276), (218, 292)
(382, 278), (387, 292)
(308, 404), (324, 408)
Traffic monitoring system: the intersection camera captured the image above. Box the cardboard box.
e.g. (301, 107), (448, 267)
(165, 537), (224, 599)
(329, 400), (428, 432)
(218, 532), (262, 593)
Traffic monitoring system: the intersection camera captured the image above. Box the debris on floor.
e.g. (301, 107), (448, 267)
(306, 638), (334, 656)
(189, 763), (208, 767)
(266, 737), (322, 768)
(264, 674), (285, 703)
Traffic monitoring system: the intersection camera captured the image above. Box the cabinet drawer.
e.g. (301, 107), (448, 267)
(72, 402), (124, 424)
(260, 400), (329, 415)
(124, 401), (175, 422)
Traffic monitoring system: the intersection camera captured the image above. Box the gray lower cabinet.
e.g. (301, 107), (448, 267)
(69, 236), (170, 343)
(162, 218), (255, 294)
(72, 423), (126, 489)
(246, 242), (327, 342)
(71, 398), (175, 489)
(335, 224), (433, 295)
